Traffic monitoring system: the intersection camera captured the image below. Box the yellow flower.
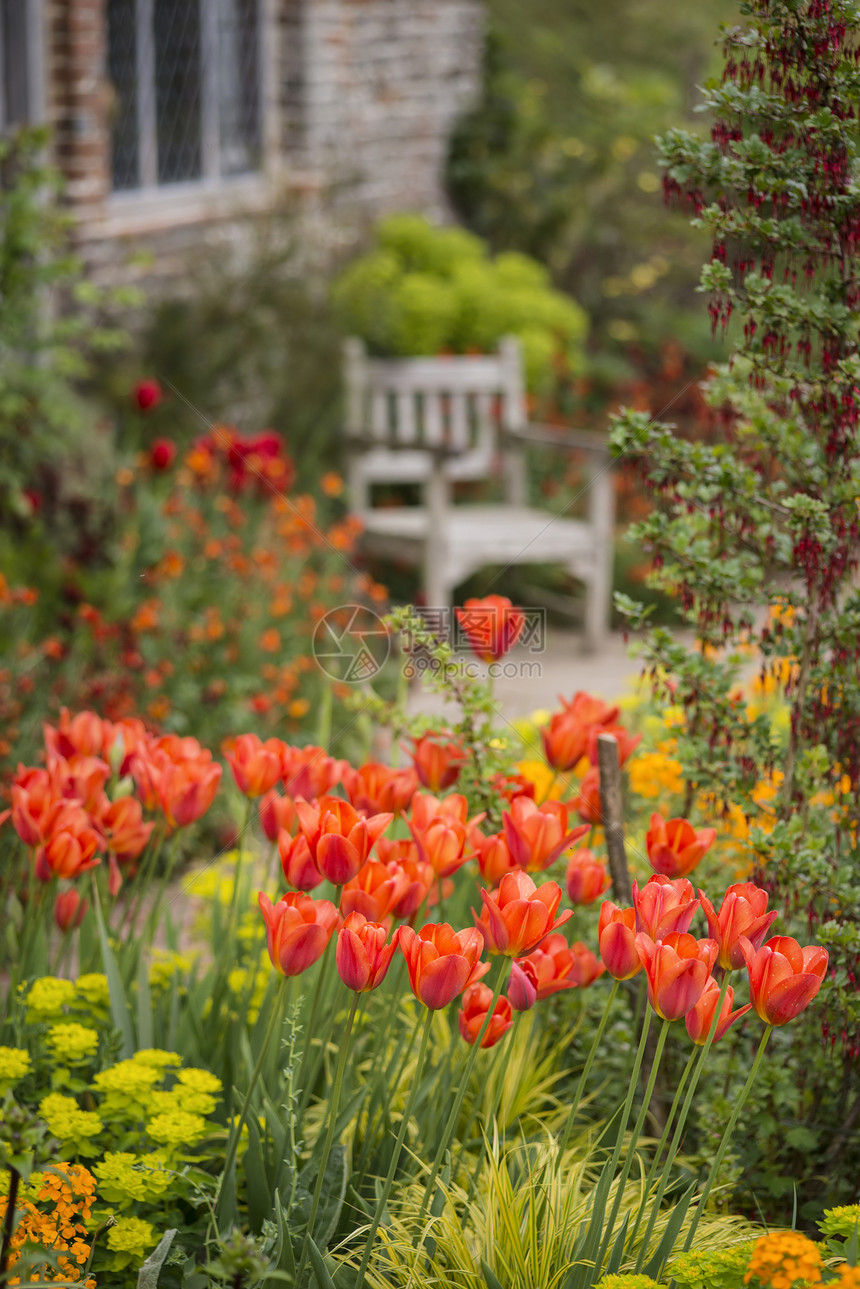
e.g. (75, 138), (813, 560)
(134, 1048), (182, 1070)
(147, 1108), (209, 1148)
(46, 1022), (99, 1067)
(93, 1060), (160, 1118)
(39, 1093), (102, 1153)
(106, 1215), (156, 1269)
(73, 973), (110, 1014)
(26, 976), (76, 1022)
(744, 1231), (822, 1289)
(0, 1045), (31, 1092)
(627, 750), (684, 801)
(176, 1067), (222, 1095)
(94, 1152), (172, 1208)
(820, 1204), (860, 1237)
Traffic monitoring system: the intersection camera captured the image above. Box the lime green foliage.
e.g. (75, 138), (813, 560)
(597, 1277), (663, 1289)
(332, 212), (588, 390)
(667, 1240), (758, 1289)
(45, 1022), (99, 1067)
(25, 976), (76, 1022)
(820, 1207), (860, 1239)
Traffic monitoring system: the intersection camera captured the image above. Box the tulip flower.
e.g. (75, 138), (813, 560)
(296, 796), (393, 886)
(542, 710), (589, 772)
(492, 771), (536, 804)
(409, 791), (476, 831)
(258, 891), (339, 976)
(158, 761), (222, 830)
(455, 595), (524, 662)
(520, 931), (604, 998)
(259, 790), (298, 843)
(598, 901), (642, 980)
(477, 870), (571, 957)
(37, 820), (102, 881)
(507, 958), (539, 1011)
(458, 982), (513, 1048)
(558, 691), (620, 727)
(386, 854), (434, 920)
(281, 744), (340, 800)
(399, 923), (489, 1009)
(342, 762), (418, 814)
(133, 378), (163, 411)
(502, 797), (588, 873)
(740, 934), (828, 1026)
(224, 734), (284, 798)
(575, 767), (603, 825)
(150, 438), (176, 470)
(97, 796), (154, 864)
(43, 708), (108, 760)
(279, 831), (325, 891)
(54, 889), (87, 932)
(336, 913), (399, 992)
(566, 848), (611, 906)
(49, 754), (111, 814)
(11, 772), (58, 846)
(685, 976), (751, 1045)
(635, 932), (718, 1021)
(410, 734), (466, 792)
(699, 881), (778, 970)
(568, 940), (606, 987)
(585, 724), (642, 768)
(645, 813), (716, 880)
(633, 875), (699, 941)
(340, 858), (402, 921)
(474, 830), (518, 885)
(408, 814), (471, 879)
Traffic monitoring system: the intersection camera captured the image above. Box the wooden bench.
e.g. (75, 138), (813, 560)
(344, 336), (615, 650)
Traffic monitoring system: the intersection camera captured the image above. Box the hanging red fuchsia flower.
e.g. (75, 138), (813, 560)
(455, 595), (524, 662)
(566, 848), (611, 906)
(133, 378), (163, 411)
(409, 733), (467, 793)
(633, 875), (699, 941)
(645, 813), (716, 880)
(635, 932), (718, 1022)
(598, 901), (642, 980)
(295, 796), (392, 886)
(476, 870), (571, 957)
(399, 923), (489, 1009)
(258, 891), (339, 976)
(740, 935), (829, 1026)
(502, 797), (588, 873)
(150, 438), (176, 471)
(458, 982), (513, 1048)
(685, 976), (751, 1045)
(699, 881), (778, 970)
(224, 734), (284, 798)
(336, 913), (400, 992)
(342, 761), (418, 815)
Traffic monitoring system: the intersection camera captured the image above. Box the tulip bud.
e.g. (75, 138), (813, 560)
(508, 958), (539, 1011)
(54, 889), (87, 932)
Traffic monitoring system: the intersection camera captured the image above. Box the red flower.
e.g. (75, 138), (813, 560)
(502, 797), (588, 873)
(598, 901), (641, 980)
(399, 923), (489, 1009)
(258, 890), (339, 976)
(279, 831), (324, 892)
(645, 813), (716, 880)
(340, 858), (402, 921)
(296, 796), (392, 886)
(740, 935), (828, 1026)
(635, 932), (717, 1021)
(633, 875), (699, 941)
(259, 790), (298, 843)
(507, 958), (539, 1011)
(477, 870), (571, 957)
(455, 595), (524, 662)
(699, 881), (778, 970)
(685, 976), (751, 1045)
(134, 379), (163, 412)
(575, 767), (603, 825)
(97, 796), (154, 864)
(224, 734), (284, 799)
(474, 830), (518, 885)
(458, 982), (513, 1048)
(54, 889), (88, 932)
(557, 691), (619, 727)
(150, 438), (176, 470)
(585, 724), (642, 767)
(542, 711), (589, 773)
(565, 848), (611, 906)
(342, 762), (418, 814)
(336, 913), (399, 992)
(410, 734), (466, 792)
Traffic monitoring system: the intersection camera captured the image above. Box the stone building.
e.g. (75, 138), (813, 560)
(1, 0), (484, 282)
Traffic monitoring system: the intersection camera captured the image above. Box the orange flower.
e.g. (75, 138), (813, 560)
(224, 733), (284, 798)
(340, 858), (402, 921)
(507, 958), (539, 1011)
(518, 931), (604, 998)
(575, 766), (603, 824)
(477, 870), (571, 956)
(565, 848), (611, 905)
(633, 875), (699, 941)
(740, 934), (828, 1026)
(281, 744), (339, 799)
(43, 709), (106, 760)
(502, 797), (588, 872)
(458, 982), (513, 1048)
(296, 796), (392, 885)
(474, 829), (518, 885)
(259, 628), (281, 653)
(645, 813), (716, 879)
(336, 912), (399, 992)
(567, 940), (605, 987)
(258, 890), (339, 976)
(685, 976), (751, 1045)
(455, 595), (524, 662)
(36, 809), (102, 882)
(585, 723), (642, 767)
(342, 761), (418, 814)
(699, 881), (778, 970)
(279, 831), (324, 891)
(542, 710), (589, 772)
(55, 889), (88, 932)
(321, 471), (344, 497)
(557, 691), (619, 727)
(635, 931), (717, 1021)
(598, 901), (641, 980)
(399, 922), (489, 1009)
(97, 796), (154, 863)
(259, 790), (298, 843)
(408, 813), (471, 879)
(410, 733), (466, 792)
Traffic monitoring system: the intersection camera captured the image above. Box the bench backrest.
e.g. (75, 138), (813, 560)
(344, 336), (525, 486)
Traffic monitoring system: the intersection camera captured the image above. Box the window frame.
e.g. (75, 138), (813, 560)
(106, 0), (278, 209)
(0, 0), (45, 134)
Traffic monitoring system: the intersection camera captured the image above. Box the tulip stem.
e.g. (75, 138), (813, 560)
(355, 1008), (435, 1289)
(296, 991), (360, 1286)
(677, 1024), (773, 1262)
(355, 960), (411, 1184)
(557, 978), (620, 1159)
(632, 970), (733, 1269)
(465, 1010), (520, 1205)
(216, 974), (287, 1225)
(412, 964), (509, 1244)
(297, 943), (332, 1115)
(227, 798), (254, 945)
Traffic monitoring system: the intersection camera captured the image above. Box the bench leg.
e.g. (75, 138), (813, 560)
(581, 559), (612, 653)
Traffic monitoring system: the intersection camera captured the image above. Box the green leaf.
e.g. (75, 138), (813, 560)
(306, 1234), (337, 1289)
(136, 1229), (177, 1289)
(481, 1260), (506, 1289)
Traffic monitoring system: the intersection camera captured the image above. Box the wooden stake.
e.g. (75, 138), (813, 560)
(597, 732), (632, 906)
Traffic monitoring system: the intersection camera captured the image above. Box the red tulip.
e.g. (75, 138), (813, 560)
(477, 870), (571, 957)
(54, 889), (87, 932)
(150, 438), (176, 470)
(336, 912), (399, 992)
(575, 767), (603, 825)
(598, 901), (642, 980)
(259, 790), (298, 843)
(11, 772), (57, 846)
(474, 830), (518, 885)
(633, 875), (699, 941)
(410, 734), (466, 792)
(455, 595), (524, 662)
(635, 932), (718, 1021)
(585, 724), (642, 768)
(740, 935), (828, 1026)
(519, 932), (605, 998)
(385, 854), (434, 920)
(685, 976), (751, 1045)
(409, 791), (475, 831)
(296, 796), (392, 886)
(557, 691), (619, 727)
(159, 761), (222, 829)
(645, 813), (716, 880)
(458, 982), (513, 1048)
(699, 882), (778, 970)
(408, 814), (471, 879)
(542, 711), (589, 772)
(566, 848), (611, 906)
(340, 858), (401, 921)
(399, 923), (489, 1009)
(133, 379), (163, 411)
(281, 744), (341, 800)
(342, 762), (418, 814)
(502, 797), (588, 873)
(97, 796), (154, 864)
(279, 831), (325, 891)
(38, 822), (102, 881)
(43, 709), (107, 760)
(567, 940), (606, 987)
(224, 734), (284, 798)
(258, 891), (339, 976)
(508, 958), (539, 1011)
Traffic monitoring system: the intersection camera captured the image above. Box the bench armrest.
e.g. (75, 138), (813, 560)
(510, 422), (613, 460)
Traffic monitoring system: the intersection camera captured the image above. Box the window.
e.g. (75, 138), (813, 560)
(0, 0), (42, 133)
(107, 0), (262, 193)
